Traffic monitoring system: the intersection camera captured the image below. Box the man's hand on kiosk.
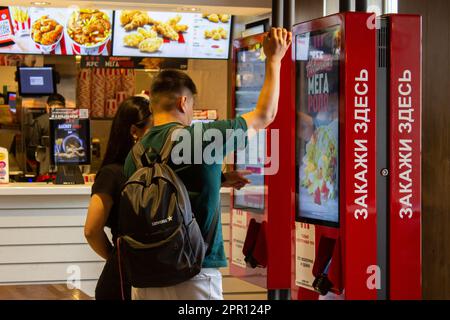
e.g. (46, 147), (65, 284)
(221, 170), (252, 190)
(241, 28), (292, 134)
(263, 27), (292, 64)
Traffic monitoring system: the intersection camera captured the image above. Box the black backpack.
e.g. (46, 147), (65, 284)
(117, 125), (215, 289)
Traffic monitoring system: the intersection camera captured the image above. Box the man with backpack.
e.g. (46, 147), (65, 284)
(121, 27), (292, 300)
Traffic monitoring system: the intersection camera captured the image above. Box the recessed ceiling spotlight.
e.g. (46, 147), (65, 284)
(179, 7), (200, 12)
(31, 1), (51, 5)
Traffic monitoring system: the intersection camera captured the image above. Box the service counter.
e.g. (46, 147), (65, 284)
(0, 183), (265, 299)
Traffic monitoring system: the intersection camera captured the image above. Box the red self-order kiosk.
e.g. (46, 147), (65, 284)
(291, 12), (422, 300)
(229, 33), (295, 297)
(291, 12), (378, 300)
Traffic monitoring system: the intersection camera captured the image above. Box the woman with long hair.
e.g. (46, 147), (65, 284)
(84, 96), (152, 300)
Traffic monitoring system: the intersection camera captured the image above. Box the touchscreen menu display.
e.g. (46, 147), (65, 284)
(295, 26), (341, 227)
(233, 42), (266, 212)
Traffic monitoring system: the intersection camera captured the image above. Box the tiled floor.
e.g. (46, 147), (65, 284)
(0, 284), (92, 300)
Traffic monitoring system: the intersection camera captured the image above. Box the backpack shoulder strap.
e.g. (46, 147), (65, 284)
(160, 124), (184, 163)
(131, 141), (147, 169)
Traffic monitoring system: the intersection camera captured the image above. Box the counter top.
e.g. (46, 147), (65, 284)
(0, 183), (93, 196)
(0, 183), (232, 196)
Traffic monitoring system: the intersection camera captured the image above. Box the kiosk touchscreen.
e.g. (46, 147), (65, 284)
(230, 32), (294, 295)
(233, 40), (266, 213)
(50, 109), (90, 184)
(296, 26), (340, 228)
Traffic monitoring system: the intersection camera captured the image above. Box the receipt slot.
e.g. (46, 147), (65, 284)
(229, 33), (295, 299)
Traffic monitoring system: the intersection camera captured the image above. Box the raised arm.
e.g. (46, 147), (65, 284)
(242, 27), (292, 131)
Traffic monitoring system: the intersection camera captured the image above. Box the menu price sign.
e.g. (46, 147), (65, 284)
(231, 209), (248, 268)
(295, 222), (316, 290)
(112, 10), (231, 59)
(0, 7), (113, 55)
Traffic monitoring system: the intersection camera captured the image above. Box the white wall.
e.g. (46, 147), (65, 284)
(135, 59), (229, 120)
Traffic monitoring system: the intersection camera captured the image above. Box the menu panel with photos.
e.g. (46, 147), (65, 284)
(112, 11), (231, 59)
(296, 26), (341, 226)
(50, 109), (91, 165)
(0, 7), (113, 55)
(233, 42), (266, 213)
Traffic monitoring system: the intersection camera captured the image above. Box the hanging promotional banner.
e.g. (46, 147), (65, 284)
(0, 7), (113, 55)
(0, 54), (43, 66)
(80, 56), (188, 70)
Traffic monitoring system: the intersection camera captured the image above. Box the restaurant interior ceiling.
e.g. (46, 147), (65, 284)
(1, 0), (272, 16)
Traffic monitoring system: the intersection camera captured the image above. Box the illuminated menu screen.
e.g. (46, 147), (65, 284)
(233, 42), (266, 213)
(296, 26), (341, 227)
(112, 11), (231, 59)
(0, 7), (113, 55)
(50, 109), (91, 165)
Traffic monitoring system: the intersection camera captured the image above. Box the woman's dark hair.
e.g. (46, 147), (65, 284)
(101, 96), (151, 167)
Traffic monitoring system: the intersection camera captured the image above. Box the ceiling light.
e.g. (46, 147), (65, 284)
(178, 7), (200, 12)
(31, 1), (51, 5)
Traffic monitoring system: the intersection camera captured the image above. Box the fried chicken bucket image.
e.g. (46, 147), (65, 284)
(31, 15), (64, 54)
(67, 9), (112, 55)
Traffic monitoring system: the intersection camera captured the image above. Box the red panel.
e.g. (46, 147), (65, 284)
(266, 45), (295, 289)
(291, 12), (378, 300)
(388, 15), (422, 300)
(342, 12), (377, 300)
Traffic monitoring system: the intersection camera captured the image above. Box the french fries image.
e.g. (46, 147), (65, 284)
(11, 7), (29, 23)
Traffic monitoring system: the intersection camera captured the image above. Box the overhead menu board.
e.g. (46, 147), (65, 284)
(112, 11), (232, 59)
(0, 7), (113, 55)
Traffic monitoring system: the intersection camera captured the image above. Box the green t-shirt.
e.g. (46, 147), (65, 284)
(124, 117), (248, 268)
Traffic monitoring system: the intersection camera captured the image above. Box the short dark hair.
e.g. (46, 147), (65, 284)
(47, 93), (66, 107)
(150, 70), (197, 110)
